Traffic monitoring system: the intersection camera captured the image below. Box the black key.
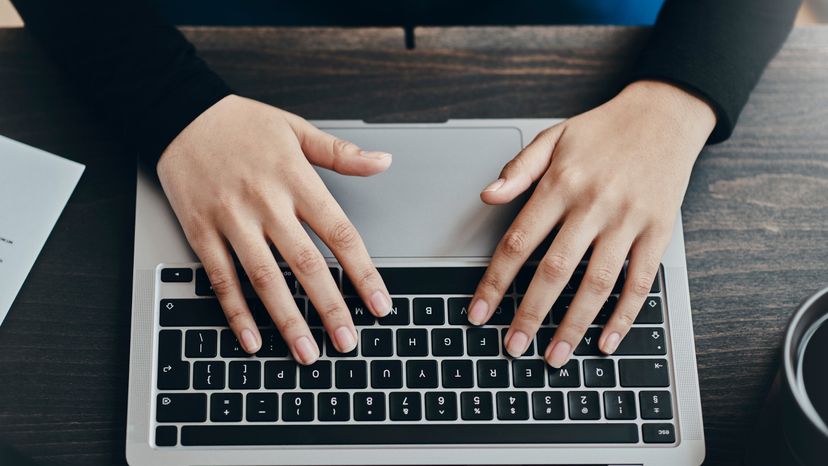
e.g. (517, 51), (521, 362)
(466, 328), (499, 356)
(636, 297), (664, 324)
(344, 267), (486, 295)
(155, 425), (177, 446)
(642, 423), (675, 443)
(318, 392), (350, 422)
(447, 297), (472, 325)
(361, 329), (393, 357)
(476, 359), (509, 388)
(158, 330), (189, 390)
(441, 360), (474, 388)
(246, 393), (278, 422)
(257, 329), (289, 357)
(335, 360), (367, 389)
(193, 361), (225, 390)
(604, 391), (636, 420)
(413, 298), (445, 325)
(550, 296), (574, 324)
(354, 392), (386, 421)
(185, 330), (217, 358)
(568, 391), (600, 420)
(325, 333), (357, 357)
(371, 360), (403, 388)
(593, 297), (617, 325)
(532, 391), (565, 420)
(264, 360), (297, 389)
(311, 328), (324, 356)
(300, 361), (332, 389)
(619, 359), (670, 387)
(195, 268), (213, 296)
(431, 328), (463, 356)
(161, 267), (192, 283)
(378, 298), (410, 325)
(220, 330), (250, 358)
(513, 359), (545, 388)
(389, 392), (422, 421)
(573, 327), (602, 356)
(501, 328), (535, 356)
(282, 393), (314, 422)
(210, 393), (242, 422)
(648, 269), (662, 293)
(548, 359), (580, 388)
(229, 361), (261, 390)
(487, 298), (516, 325)
(461, 392), (494, 420)
(304, 299), (321, 326)
(161, 298), (269, 327)
(536, 327), (555, 354)
(425, 392), (458, 420)
(515, 265), (535, 293)
(614, 327), (667, 355)
(157, 393), (206, 423)
(583, 359), (616, 387)
(496, 392), (529, 420)
(396, 328), (428, 356)
(406, 360), (438, 388)
(345, 297), (376, 326)
(640, 391), (673, 419)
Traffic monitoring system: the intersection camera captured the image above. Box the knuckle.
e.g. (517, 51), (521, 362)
(332, 138), (355, 156)
(478, 272), (507, 295)
(517, 305), (547, 325)
(564, 314), (592, 336)
(631, 273), (655, 297)
(294, 248), (325, 276)
(224, 306), (250, 328)
(500, 229), (529, 259)
(615, 309), (636, 328)
(276, 315), (305, 335)
(500, 157), (524, 178)
(205, 266), (237, 297)
(353, 267), (379, 290)
(538, 253), (572, 283)
(318, 301), (346, 321)
(246, 263), (281, 290)
(328, 220), (360, 251)
(584, 267), (616, 293)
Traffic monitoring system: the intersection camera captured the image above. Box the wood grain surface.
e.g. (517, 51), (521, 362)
(0, 25), (827, 466)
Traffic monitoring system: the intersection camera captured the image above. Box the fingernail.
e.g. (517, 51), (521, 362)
(483, 178), (506, 192)
(506, 331), (530, 358)
(241, 328), (260, 353)
(334, 326), (357, 352)
(360, 150), (392, 160)
(467, 299), (489, 325)
(294, 335), (319, 364)
(370, 290), (392, 317)
(546, 341), (572, 368)
(603, 332), (621, 355)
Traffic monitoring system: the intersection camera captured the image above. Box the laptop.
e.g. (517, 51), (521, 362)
(125, 119), (705, 465)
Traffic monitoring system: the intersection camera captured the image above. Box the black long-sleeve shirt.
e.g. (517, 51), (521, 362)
(11, 0), (801, 167)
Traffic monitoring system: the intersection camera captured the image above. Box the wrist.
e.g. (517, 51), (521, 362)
(621, 80), (717, 140)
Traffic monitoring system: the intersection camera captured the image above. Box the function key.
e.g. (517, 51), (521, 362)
(389, 392), (422, 421)
(425, 392), (457, 420)
(568, 391), (600, 420)
(210, 393), (242, 422)
(636, 297), (664, 324)
(461, 392), (494, 420)
(318, 392), (350, 422)
(413, 298), (445, 325)
(639, 390), (673, 419)
(619, 359), (670, 387)
(282, 393), (314, 422)
(346, 267), (485, 295)
(354, 392), (386, 421)
(604, 391), (636, 420)
(642, 423), (676, 443)
(161, 268), (193, 283)
(185, 330), (217, 358)
(532, 391), (565, 420)
(378, 298), (410, 325)
(246, 393), (278, 422)
(496, 391), (529, 420)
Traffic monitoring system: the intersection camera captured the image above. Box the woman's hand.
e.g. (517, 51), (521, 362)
(157, 95), (393, 364)
(468, 80), (716, 367)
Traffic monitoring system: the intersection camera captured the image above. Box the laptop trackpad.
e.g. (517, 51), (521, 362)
(312, 126), (526, 259)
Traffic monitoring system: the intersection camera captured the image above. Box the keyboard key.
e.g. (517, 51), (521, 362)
(318, 392), (350, 422)
(406, 360), (438, 388)
(344, 267), (486, 295)
(311, 328), (324, 355)
(636, 297), (664, 324)
(614, 328), (667, 355)
(466, 328), (500, 356)
(593, 297), (616, 325)
(246, 393), (278, 422)
(550, 296), (574, 324)
(536, 327), (555, 354)
(461, 392), (494, 420)
(487, 298), (516, 325)
(642, 423), (675, 443)
(548, 359), (580, 387)
(532, 391), (565, 420)
(195, 268), (213, 296)
(378, 298), (410, 325)
(229, 361), (261, 390)
(619, 359), (670, 387)
(256, 329), (290, 357)
(155, 425), (177, 446)
(513, 359), (545, 388)
(282, 393), (314, 422)
(193, 361), (225, 390)
(448, 298), (471, 325)
(371, 360), (403, 388)
(161, 298), (270, 326)
(477, 359), (509, 388)
(335, 360), (367, 389)
(432, 328), (463, 356)
(162, 267), (193, 283)
(156, 393), (206, 423)
(345, 297), (376, 326)
(640, 391), (673, 419)
(325, 333), (357, 357)
(496, 391), (529, 420)
(425, 392), (458, 420)
(648, 271), (662, 294)
(184, 330), (217, 358)
(604, 391), (636, 420)
(583, 359), (616, 387)
(361, 329), (393, 357)
(300, 361), (332, 389)
(568, 391), (600, 420)
(396, 328), (428, 356)
(389, 392), (422, 421)
(211, 393), (242, 422)
(304, 299), (322, 326)
(413, 298), (445, 325)
(573, 328), (602, 356)
(158, 330), (189, 390)
(441, 360), (474, 388)
(501, 328), (535, 356)
(220, 330), (250, 358)
(264, 360), (297, 389)
(354, 392), (386, 421)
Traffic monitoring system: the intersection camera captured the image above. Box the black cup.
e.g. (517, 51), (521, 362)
(746, 286), (828, 466)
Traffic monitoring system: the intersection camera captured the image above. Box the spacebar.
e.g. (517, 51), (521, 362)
(181, 424), (639, 445)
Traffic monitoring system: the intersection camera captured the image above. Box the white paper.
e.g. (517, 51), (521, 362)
(0, 135), (84, 326)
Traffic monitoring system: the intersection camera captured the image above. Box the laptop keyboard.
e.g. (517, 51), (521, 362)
(153, 264), (677, 447)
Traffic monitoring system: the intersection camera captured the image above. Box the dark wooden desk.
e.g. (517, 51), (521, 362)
(1, 25), (827, 466)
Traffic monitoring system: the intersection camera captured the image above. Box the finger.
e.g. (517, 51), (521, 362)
(548, 231), (633, 365)
(480, 124), (565, 205)
(286, 114), (392, 176)
(189, 231), (262, 354)
(600, 225), (670, 354)
(505, 216), (597, 359)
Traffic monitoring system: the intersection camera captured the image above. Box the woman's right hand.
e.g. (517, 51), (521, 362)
(157, 95), (393, 364)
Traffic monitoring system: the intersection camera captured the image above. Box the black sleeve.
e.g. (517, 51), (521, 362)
(11, 0), (232, 166)
(630, 0), (801, 143)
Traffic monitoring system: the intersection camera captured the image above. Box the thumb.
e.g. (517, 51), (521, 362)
(288, 116), (392, 176)
(480, 124), (564, 205)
